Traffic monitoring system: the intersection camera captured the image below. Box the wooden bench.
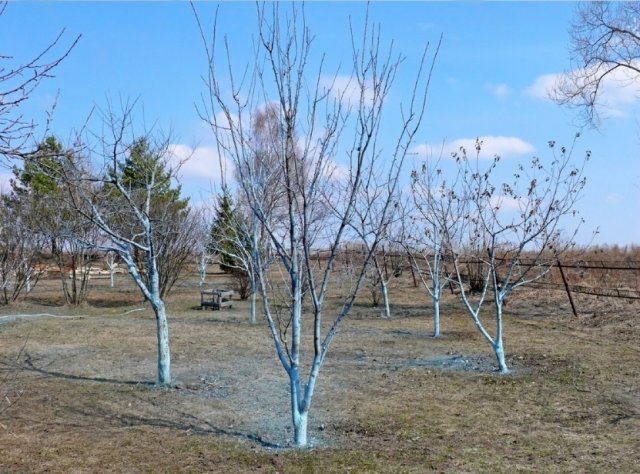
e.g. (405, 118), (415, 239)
(200, 289), (233, 310)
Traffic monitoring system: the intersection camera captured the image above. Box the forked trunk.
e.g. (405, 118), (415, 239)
(289, 368), (312, 447)
(293, 407), (309, 447)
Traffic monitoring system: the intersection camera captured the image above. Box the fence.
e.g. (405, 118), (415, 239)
(310, 248), (640, 315)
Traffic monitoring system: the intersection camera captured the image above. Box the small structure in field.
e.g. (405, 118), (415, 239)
(200, 289), (233, 310)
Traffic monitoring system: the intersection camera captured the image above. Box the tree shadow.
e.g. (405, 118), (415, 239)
(20, 353), (287, 449)
(21, 352), (155, 387)
(87, 298), (145, 309)
(83, 406), (285, 450)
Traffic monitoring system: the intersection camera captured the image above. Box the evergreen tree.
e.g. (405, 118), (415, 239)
(107, 136), (192, 298)
(210, 191), (243, 273)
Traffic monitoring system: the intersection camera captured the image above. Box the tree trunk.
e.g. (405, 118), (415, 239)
(151, 297), (172, 385)
(493, 299), (508, 373)
(289, 369), (310, 447)
(293, 406), (309, 447)
(432, 292), (440, 338)
(381, 280), (391, 318)
(198, 255), (206, 286)
(249, 281), (257, 325)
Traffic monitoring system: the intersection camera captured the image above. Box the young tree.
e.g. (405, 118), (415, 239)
(449, 137), (589, 372)
(105, 251), (118, 288)
(403, 159), (465, 337)
(359, 222), (404, 318)
(553, 2), (640, 126)
(195, 3), (440, 446)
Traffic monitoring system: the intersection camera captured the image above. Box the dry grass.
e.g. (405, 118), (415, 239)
(0, 269), (638, 473)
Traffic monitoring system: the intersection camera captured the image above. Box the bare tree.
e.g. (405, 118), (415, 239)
(0, 1), (80, 159)
(0, 196), (47, 304)
(448, 136), (589, 373)
(9, 136), (97, 306)
(404, 158), (465, 337)
(195, 3), (440, 446)
(553, 2), (640, 126)
(358, 217), (405, 318)
(52, 100), (194, 386)
(105, 251), (118, 288)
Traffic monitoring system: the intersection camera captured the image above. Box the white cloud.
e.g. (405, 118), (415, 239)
(411, 136), (535, 160)
(322, 160), (350, 181)
(526, 66), (640, 117)
(525, 73), (560, 101)
(490, 195), (528, 213)
(168, 143), (234, 185)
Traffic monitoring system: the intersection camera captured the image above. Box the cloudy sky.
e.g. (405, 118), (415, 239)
(1, 2), (638, 245)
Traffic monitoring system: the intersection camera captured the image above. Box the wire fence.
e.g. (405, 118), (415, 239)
(311, 248), (640, 312)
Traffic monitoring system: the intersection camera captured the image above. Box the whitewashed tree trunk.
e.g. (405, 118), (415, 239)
(290, 369), (309, 447)
(198, 253), (207, 286)
(380, 279), (391, 319)
(106, 252), (117, 288)
(404, 248), (445, 338)
(493, 296), (507, 373)
(123, 251), (172, 385)
(432, 288), (440, 338)
(25, 266), (32, 294)
(249, 280), (257, 325)
(151, 297), (172, 384)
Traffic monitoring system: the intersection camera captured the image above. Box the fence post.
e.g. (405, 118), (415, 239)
(406, 251), (418, 287)
(557, 258), (578, 317)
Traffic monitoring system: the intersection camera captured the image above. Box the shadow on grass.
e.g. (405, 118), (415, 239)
(21, 352), (286, 449)
(87, 298), (145, 309)
(91, 408), (285, 450)
(21, 352), (155, 387)
(58, 379), (286, 450)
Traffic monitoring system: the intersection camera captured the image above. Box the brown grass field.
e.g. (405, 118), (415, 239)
(0, 265), (638, 473)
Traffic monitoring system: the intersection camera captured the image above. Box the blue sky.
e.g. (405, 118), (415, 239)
(1, 2), (638, 246)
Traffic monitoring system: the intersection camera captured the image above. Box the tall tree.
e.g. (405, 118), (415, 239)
(554, 2), (640, 126)
(195, 2), (440, 446)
